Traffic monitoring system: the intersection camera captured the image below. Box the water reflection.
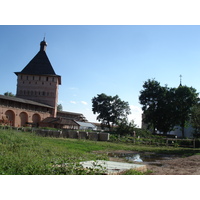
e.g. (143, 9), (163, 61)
(108, 152), (178, 166)
(126, 154), (143, 162)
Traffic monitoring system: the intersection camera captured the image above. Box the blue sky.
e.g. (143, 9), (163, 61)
(1, 25), (200, 127)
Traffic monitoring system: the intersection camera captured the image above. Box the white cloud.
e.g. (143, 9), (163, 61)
(81, 101), (88, 105)
(70, 101), (77, 104)
(128, 105), (143, 128)
(130, 105), (142, 113)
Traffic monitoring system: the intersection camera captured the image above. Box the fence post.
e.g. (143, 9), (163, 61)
(166, 138), (168, 146)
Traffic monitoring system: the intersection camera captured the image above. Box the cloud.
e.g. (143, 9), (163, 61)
(128, 105), (143, 128)
(70, 101), (77, 104)
(130, 105), (142, 113)
(81, 101), (88, 105)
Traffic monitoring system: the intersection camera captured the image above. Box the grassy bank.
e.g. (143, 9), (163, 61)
(0, 129), (199, 175)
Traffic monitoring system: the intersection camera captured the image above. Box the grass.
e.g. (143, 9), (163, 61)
(0, 129), (200, 175)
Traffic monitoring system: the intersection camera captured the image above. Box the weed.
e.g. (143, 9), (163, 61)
(0, 129), (200, 175)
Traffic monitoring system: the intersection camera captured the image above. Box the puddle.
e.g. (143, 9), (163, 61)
(108, 152), (179, 166)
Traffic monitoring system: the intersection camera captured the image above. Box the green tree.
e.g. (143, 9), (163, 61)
(174, 85), (199, 137)
(57, 104), (63, 111)
(139, 79), (199, 137)
(139, 79), (172, 133)
(156, 87), (177, 134)
(191, 103), (200, 136)
(92, 93), (131, 130)
(115, 119), (136, 136)
(4, 92), (15, 97)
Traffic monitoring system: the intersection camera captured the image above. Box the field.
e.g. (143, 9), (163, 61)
(0, 129), (200, 175)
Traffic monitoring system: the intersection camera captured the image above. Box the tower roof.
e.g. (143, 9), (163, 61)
(15, 39), (61, 84)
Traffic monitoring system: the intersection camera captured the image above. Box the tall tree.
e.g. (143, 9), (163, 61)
(174, 85), (199, 137)
(139, 79), (166, 133)
(155, 87), (178, 134)
(92, 93), (131, 130)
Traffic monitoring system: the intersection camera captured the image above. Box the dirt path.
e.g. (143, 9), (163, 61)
(146, 154), (200, 175)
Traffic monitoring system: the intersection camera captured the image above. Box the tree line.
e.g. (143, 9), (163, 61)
(92, 79), (200, 138)
(139, 79), (199, 137)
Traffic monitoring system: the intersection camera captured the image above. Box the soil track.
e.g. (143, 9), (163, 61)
(146, 154), (200, 175)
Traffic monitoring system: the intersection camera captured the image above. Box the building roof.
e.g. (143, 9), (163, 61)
(57, 110), (85, 116)
(41, 117), (78, 126)
(0, 94), (53, 108)
(57, 111), (87, 121)
(74, 121), (96, 128)
(15, 39), (61, 84)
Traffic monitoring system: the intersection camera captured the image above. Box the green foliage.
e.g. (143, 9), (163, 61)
(0, 129), (108, 175)
(1, 129), (199, 175)
(120, 169), (152, 175)
(114, 119), (136, 136)
(191, 104), (200, 135)
(39, 127), (59, 131)
(57, 104), (63, 111)
(4, 92), (15, 97)
(92, 93), (131, 130)
(139, 79), (199, 137)
(175, 86), (199, 137)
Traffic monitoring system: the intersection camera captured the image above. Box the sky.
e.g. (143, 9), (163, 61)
(1, 25), (200, 127)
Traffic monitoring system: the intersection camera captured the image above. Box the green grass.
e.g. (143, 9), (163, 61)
(0, 129), (199, 175)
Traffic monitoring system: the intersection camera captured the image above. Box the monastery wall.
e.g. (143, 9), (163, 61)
(0, 100), (52, 127)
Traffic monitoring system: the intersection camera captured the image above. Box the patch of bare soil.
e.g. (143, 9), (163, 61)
(94, 150), (200, 175)
(146, 154), (200, 175)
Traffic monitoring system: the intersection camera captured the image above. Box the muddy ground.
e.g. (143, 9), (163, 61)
(103, 150), (200, 175)
(146, 154), (200, 175)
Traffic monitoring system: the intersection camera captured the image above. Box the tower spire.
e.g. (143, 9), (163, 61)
(40, 37), (47, 51)
(179, 74), (182, 87)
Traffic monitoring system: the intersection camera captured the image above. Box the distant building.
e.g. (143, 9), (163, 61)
(74, 121), (97, 130)
(0, 39), (87, 128)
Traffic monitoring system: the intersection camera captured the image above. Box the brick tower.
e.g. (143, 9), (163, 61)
(15, 39), (61, 117)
